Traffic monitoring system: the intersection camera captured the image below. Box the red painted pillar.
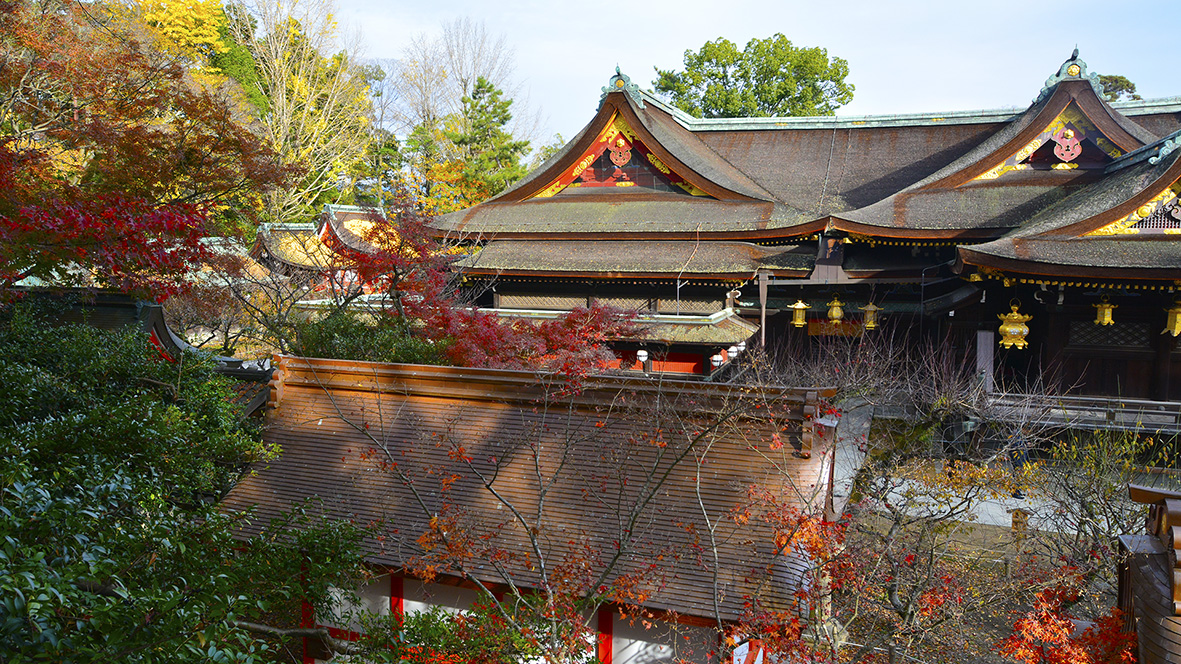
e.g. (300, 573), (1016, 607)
(597, 607), (613, 664)
(301, 599), (315, 664)
(389, 574), (404, 627)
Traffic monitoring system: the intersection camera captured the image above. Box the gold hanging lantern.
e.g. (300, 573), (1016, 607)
(1092, 295), (1116, 326)
(827, 297), (845, 322)
(861, 302), (882, 330)
(1166, 301), (1181, 337)
(789, 300), (810, 328)
(998, 300), (1032, 350)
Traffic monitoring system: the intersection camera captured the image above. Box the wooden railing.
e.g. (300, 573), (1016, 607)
(987, 393), (1181, 434)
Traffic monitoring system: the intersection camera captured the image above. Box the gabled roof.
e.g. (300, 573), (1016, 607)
(316, 204), (385, 254)
(958, 131), (1181, 281)
(830, 53), (1164, 240)
(435, 70), (821, 240)
(435, 57), (1181, 248)
(253, 223), (341, 271)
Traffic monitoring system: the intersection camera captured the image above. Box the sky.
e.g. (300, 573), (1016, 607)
(335, 0), (1180, 145)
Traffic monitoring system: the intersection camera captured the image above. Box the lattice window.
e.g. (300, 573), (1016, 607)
(499, 294), (588, 311)
(656, 298), (723, 315)
(594, 296), (653, 311)
(1131, 198), (1181, 231)
(1068, 320), (1150, 348)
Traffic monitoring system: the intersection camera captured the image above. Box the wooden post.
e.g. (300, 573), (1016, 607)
(1153, 305), (1175, 400)
(759, 271), (768, 348)
(976, 330), (995, 393)
(389, 574), (403, 627)
(597, 607), (613, 664)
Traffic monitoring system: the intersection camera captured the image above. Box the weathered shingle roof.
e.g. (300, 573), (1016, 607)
(253, 224), (340, 270)
(460, 240), (813, 278)
(221, 357), (833, 620)
(958, 135), (1181, 280)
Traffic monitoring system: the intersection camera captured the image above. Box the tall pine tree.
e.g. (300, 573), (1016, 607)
(446, 76), (530, 196)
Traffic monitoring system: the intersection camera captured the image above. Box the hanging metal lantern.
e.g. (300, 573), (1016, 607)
(789, 300), (810, 328)
(861, 302), (882, 330)
(998, 300), (1032, 350)
(1166, 301), (1181, 337)
(1092, 295), (1116, 326)
(827, 297), (844, 322)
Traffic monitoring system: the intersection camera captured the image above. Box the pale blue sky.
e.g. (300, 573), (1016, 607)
(336, 0), (1180, 144)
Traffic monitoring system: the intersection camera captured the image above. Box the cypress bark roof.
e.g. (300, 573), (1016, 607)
(434, 55), (1181, 247)
(460, 240), (813, 278)
(959, 132), (1181, 280)
(220, 357), (834, 621)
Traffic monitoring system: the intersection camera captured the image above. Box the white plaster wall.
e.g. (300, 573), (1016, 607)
(402, 578), (483, 615)
(320, 574), (393, 632)
(611, 615), (716, 664)
(319, 578), (719, 664)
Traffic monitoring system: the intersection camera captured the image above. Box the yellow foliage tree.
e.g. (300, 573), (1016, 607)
(135, 0), (229, 66)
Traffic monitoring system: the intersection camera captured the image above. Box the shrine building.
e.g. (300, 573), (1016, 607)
(304, 52), (1181, 399)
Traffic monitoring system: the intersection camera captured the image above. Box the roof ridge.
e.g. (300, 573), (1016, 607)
(1105, 127), (1181, 173)
(1033, 49), (1104, 104)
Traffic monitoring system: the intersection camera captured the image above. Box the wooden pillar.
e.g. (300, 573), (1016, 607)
(976, 330), (995, 393)
(389, 574), (404, 627)
(759, 271), (768, 348)
(301, 598), (315, 664)
(596, 607), (613, 664)
(1153, 305), (1176, 400)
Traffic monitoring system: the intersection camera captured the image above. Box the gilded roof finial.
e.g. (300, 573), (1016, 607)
(601, 67), (645, 109)
(1033, 49), (1103, 104)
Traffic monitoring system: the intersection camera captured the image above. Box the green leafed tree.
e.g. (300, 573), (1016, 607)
(653, 34), (854, 118)
(209, 4), (270, 115)
(0, 302), (368, 662)
(445, 75), (530, 196)
(1098, 73), (1142, 102)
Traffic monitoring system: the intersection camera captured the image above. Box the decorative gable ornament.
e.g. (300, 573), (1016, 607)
(601, 67), (645, 109)
(974, 102), (1122, 181)
(1033, 49), (1104, 104)
(1150, 137), (1180, 166)
(1052, 128), (1082, 162)
(529, 112), (711, 199)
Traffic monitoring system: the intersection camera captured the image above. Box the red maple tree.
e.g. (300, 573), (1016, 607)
(0, 0), (287, 299)
(336, 202), (637, 377)
(996, 576), (1136, 664)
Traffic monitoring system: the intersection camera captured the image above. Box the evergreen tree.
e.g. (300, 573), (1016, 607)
(445, 76), (530, 196)
(654, 34), (853, 118)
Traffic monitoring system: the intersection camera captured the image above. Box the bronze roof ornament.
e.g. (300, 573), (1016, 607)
(600, 66), (645, 109)
(1033, 49), (1104, 104)
(1148, 136), (1179, 165)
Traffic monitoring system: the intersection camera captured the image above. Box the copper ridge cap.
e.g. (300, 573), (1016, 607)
(644, 91), (1181, 131)
(623, 61), (1180, 132)
(1104, 127), (1181, 173)
(643, 92), (1019, 130)
(258, 222), (317, 232)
